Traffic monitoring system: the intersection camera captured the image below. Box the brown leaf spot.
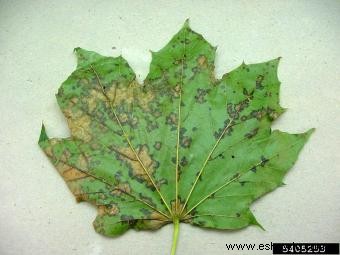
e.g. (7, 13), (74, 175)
(180, 136), (192, 148)
(98, 205), (120, 216)
(129, 116), (139, 128)
(195, 88), (209, 104)
(153, 141), (162, 150)
(111, 182), (131, 196)
(118, 113), (129, 123)
(256, 75), (265, 90)
(77, 154), (89, 169)
(197, 55), (207, 67)
(172, 84), (181, 97)
(166, 112), (178, 127)
(140, 211), (169, 230)
(245, 128), (259, 139)
(62, 167), (88, 181)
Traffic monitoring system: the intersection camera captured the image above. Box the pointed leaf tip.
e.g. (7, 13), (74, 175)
(183, 18), (190, 28)
(38, 123), (49, 143)
(304, 128), (315, 139)
(251, 215), (265, 231)
(73, 47), (86, 59)
(73, 47), (105, 68)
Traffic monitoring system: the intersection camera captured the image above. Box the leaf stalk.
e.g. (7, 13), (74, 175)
(170, 218), (180, 255)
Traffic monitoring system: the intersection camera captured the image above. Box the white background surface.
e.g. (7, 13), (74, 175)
(0, 1), (339, 254)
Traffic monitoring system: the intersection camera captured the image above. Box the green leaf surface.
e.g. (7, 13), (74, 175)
(39, 20), (313, 254)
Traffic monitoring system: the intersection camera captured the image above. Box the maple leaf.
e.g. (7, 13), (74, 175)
(38, 20), (313, 254)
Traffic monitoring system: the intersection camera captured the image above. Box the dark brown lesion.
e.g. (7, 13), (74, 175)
(214, 119), (234, 139)
(146, 120), (159, 132)
(256, 75), (265, 90)
(153, 141), (162, 150)
(120, 215), (136, 225)
(244, 128), (259, 139)
(239, 107), (279, 122)
(227, 98), (250, 120)
(172, 83), (181, 98)
(266, 107), (279, 120)
(98, 204), (120, 216)
(180, 156), (188, 167)
(179, 127), (192, 148)
(250, 108), (267, 120)
(129, 116), (139, 128)
(195, 88), (210, 104)
(242, 88), (254, 101)
(118, 113), (129, 124)
(180, 136), (192, 148)
(138, 193), (157, 208)
(165, 112), (178, 128)
(111, 182), (131, 196)
(150, 107), (162, 118)
(260, 156), (269, 167)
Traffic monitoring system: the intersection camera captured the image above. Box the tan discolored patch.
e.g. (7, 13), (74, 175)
(90, 143), (101, 150)
(130, 116), (138, 127)
(166, 112), (178, 126)
(170, 200), (188, 219)
(118, 113), (129, 123)
(77, 153), (89, 170)
(67, 114), (92, 142)
(87, 89), (106, 112)
(98, 204), (120, 216)
(79, 78), (89, 85)
(197, 55), (207, 67)
(117, 145), (155, 185)
(70, 97), (79, 104)
(106, 81), (136, 106)
(149, 211), (168, 221)
(43, 143), (54, 158)
(58, 149), (71, 162)
(173, 84), (181, 97)
(63, 107), (82, 120)
(138, 90), (154, 111)
(75, 193), (88, 202)
(140, 211), (169, 230)
(112, 182), (131, 196)
(62, 166), (88, 182)
(106, 81), (154, 111)
(53, 161), (88, 200)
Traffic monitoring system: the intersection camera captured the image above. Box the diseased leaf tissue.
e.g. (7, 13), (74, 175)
(39, 20), (313, 254)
